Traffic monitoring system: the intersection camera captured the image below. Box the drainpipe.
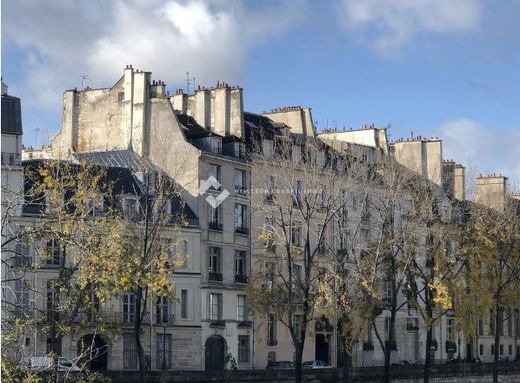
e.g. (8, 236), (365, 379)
(252, 321), (255, 369)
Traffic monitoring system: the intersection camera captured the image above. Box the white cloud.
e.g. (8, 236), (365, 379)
(434, 119), (520, 193)
(3, 0), (307, 114)
(338, 0), (482, 57)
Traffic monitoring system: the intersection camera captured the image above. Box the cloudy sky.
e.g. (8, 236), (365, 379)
(2, 0), (519, 190)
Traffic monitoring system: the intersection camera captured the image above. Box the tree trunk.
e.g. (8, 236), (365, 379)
(135, 287), (145, 383)
(423, 326), (432, 383)
(384, 302), (397, 383)
(423, 281), (433, 383)
(492, 303), (503, 383)
(294, 343), (304, 383)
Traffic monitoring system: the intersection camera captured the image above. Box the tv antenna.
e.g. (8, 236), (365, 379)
(81, 75), (91, 89)
(186, 71), (196, 93)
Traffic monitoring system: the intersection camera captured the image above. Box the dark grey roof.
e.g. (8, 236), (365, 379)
(2, 94), (23, 135)
(74, 150), (158, 171)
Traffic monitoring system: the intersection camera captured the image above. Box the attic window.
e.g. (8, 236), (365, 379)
(210, 138), (222, 154)
(122, 196), (140, 221)
(118, 92), (125, 102)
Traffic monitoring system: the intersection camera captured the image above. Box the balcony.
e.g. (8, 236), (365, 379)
(156, 314), (175, 326)
(209, 272), (223, 282)
(209, 320), (226, 328)
(208, 222), (223, 231)
(234, 186), (248, 196)
(234, 274), (248, 284)
(235, 226), (249, 235)
(267, 340), (278, 347)
(13, 256), (32, 268)
(237, 321), (252, 328)
(1, 152), (21, 166)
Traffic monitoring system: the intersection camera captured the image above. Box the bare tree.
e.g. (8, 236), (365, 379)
(248, 136), (371, 383)
(458, 199), (520, 383)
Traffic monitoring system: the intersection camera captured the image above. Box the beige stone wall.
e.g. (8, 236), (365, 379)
(264, 107), (315, 137)
(475, 176), (507, 211)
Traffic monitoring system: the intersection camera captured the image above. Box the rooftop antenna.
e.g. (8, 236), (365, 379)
(80, 75), (91, 89)
(186, 71), (196, 93)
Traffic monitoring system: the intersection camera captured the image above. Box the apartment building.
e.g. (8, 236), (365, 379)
(3, 67), (518, 373)
(21, 67), (253, 370)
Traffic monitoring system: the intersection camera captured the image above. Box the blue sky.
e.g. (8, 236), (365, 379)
(2, 0), (519, 190)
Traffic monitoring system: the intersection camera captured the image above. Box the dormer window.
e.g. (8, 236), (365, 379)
(210, 138), (222, 154)
(234, 143), (245, 158)
(86, 193), (104, 216)
(122, 196), (140, 221)
(163, 199), (172, 215)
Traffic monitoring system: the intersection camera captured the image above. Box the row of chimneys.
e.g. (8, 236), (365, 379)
(392, 136), (440, 143)
(267, 106), (303, 113)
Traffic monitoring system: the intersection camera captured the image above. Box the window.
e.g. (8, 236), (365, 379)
(293, 264), (302, 290)
(491, 344), (495, 355)
(14, 240), (32, 267)
(181, 289), (188, 319)
(86, 288), (100, 322)
(262, 140), (273, 158)
(293, 314), (303, 337)
(265, 176), (275, 201)
(122, 196), (140, 221)
(316, 224), (325, 253)
(235, 204), (248, 234)
(208, 164), (222, 189)
(500, 344), (504, 356)
(266, 263), (275, 289)
(209, 205), (222, 231)
(46, 239), (63, 266)
(292, 180), (302, 206)
(156, 334), (172, 369)
(479, 344), (484, 355)
(407, 318), (419, 332)
(208, 247), (222, 281)
(267, 314), (277, 346)
(156, 296), (170, 325)
(209, 293), (222, 320)
(317, 185), (326, 208)
(447, 318), (455, 341)
(508, 310), (513, 336)
(384, 317), (390, 341)
(15, 279), (30, 316)
(86, 193), (104, 216)
(291, 222), (302, 247)
(123, 293), (136, 324)
(383, 280), (393, 304)
(123, 333), (137, 369)
(210, 138), (222, 154)
(490, 311), (496, 335)
(235, 251), (247, 282)
(267, 351), (276, 364)
(237, 295), (247, 322)
(478, 318), (484, 336)
(234, 169), (247, 195)
(118, 92), (125, 102)
(46, 280), (59, 322)
(234, 142), (245, 158)
(509, 344), (513, 356)
(238, 335), (250, 362)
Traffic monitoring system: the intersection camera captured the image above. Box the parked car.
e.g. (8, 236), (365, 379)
(21, 356), (81, 372)
(266, 361), (295, 369)
(303, 360), (332, 369)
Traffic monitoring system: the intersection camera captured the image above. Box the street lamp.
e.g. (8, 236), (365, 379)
(160, 311), (174, 370)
